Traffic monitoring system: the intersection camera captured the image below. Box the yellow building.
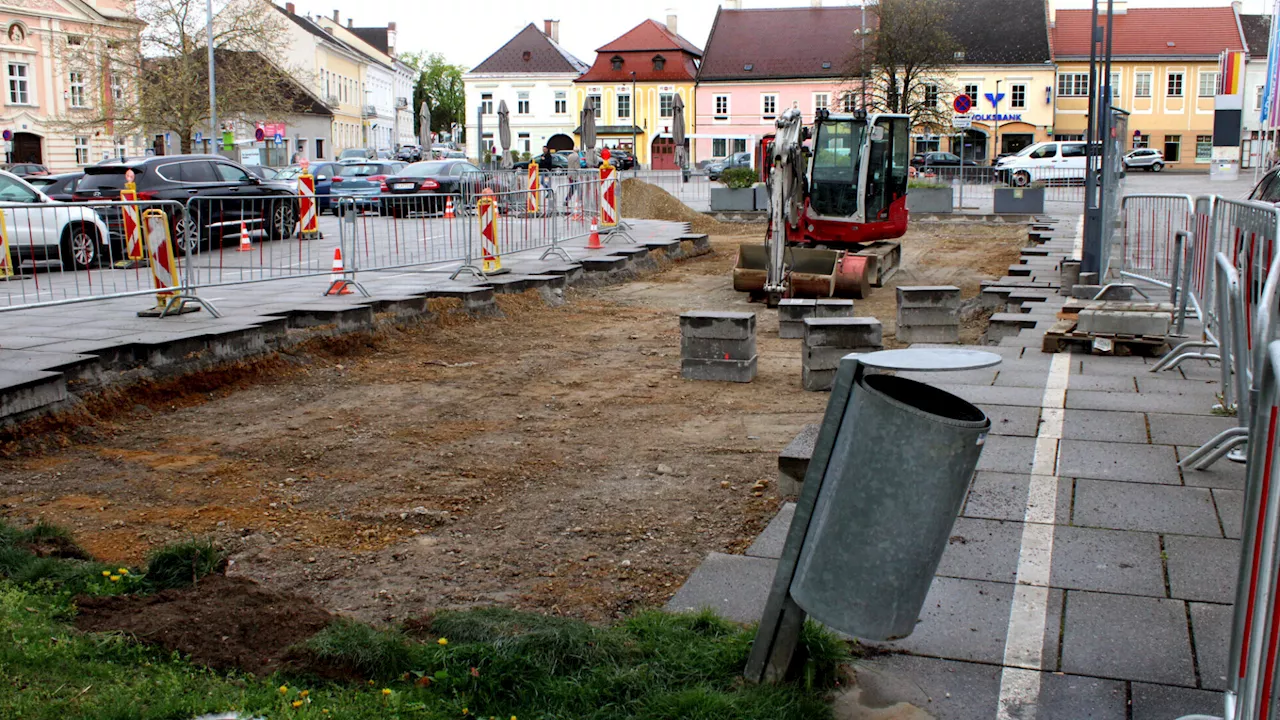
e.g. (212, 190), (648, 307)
(275, 4), (370, 159)
(1051, 4), (1243, 169)
(926, 64), (1058, 163)
(573, 16), (700, 169)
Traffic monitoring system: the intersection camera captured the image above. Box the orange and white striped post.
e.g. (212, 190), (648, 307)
(478, 192), (501, 274)
(298, 158), (320, 240)
(527, 161), (540, 214)
(599, 161), (618, 228)
(142, 208), (179, 308)
(0, 209), (12, 279)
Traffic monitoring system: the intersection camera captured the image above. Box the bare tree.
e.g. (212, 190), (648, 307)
(845, 0), (959, 135)
(56, 0), (304, 154)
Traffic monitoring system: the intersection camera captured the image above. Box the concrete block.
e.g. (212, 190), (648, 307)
(776, 298), (816, 322)
(815, 298), (856, 317)
(778, 320), (804, 340)
(1060, 259), (1082, 296)
(1079, 271), (1099, 285)
(802, 345), (880, 371)
(803, 316), (883, 348)
(984, 313), (1040, 344)
(898, 324), (961, 344)
(679, 311), (756, 340)
(897, 307), (959, 326)
(1076, 309), (1170, 337)
(896, 285), (962, 309)
(778, 423), (819, 492)
(802, 365), (837, 392)
(681, 355), (757, 383)
(680, 336), (757, 361)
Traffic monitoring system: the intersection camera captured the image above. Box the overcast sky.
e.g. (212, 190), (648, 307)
(286, 0), (1273, 70)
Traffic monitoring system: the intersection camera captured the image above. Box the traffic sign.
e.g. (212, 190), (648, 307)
(254, 127), (265, 142)
(952, 115), (972, 129)
(2, 130), (11, 141)
(194, 131), (203, 144)
(953, 95), (972, 114)
(273, 132), (283, 144)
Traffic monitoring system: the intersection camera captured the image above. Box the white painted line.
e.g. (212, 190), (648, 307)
(995, 321), (1074, 719)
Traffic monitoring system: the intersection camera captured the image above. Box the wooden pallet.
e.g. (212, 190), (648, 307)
(1041, 319), (1170, 356)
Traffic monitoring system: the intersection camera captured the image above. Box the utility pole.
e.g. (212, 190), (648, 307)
(631, 71), (638, 174)
(993, 79), (1001, 162)
(860, 1), (867, 108)
(206, 0), (217, 155)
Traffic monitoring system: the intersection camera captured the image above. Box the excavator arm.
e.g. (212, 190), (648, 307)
(764, 108), (807, 300)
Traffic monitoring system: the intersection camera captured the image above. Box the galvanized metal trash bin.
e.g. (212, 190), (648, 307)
(788, 373), (990, 640)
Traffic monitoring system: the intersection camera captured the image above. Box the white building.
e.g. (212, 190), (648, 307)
(464, 20), (589, 162)
(1241, 13), (1270, 170)
(394, 59), (414, 147)
(314, 15), (399, 152)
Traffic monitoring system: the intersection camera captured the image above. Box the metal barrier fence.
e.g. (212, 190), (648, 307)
(629, 169), (711, 209)
(1115, 195), (1196, 313)
(916, 165), (1096, 205)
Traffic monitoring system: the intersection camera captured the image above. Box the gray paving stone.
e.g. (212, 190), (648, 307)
(1067, 390), (1217, 415)
(936, 517), (1023, 584)
(985, 404), (1041, 437)
(1061, 590), (1195, 686)
(935, 383), (1046, 408)
(1191, 601), (1233, 691)
(745, 503), (794, 560)
(1073, 479), (1221, 536)
(1215, 488), (1243, 539)
(1179, 446), (1247, 490)
(1057, 439), (1179, 483)
(1049, 525), (1167, 597)
(1130, 683), (1224, 720)
(1166, 536), (1240, 604)
(1135, 376), (1223, 396)
(975, 435), (1036, 474)
(1148, 412), (1240, 447)
(1179, 362), (1225, 381)
(1037, 672), (1129, 720)
(895, 368), (999, 386)
(963, 472), (1073, 523)
(851, 654), (1002, 720)
(1062, 409), (1149, 444)
(664, 552), (773, 623)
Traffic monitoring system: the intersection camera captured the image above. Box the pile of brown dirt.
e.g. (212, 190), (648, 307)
(619, 178), (746, 236)
(74, 574), (333, 675)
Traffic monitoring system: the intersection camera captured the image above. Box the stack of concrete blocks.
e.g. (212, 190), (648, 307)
(802, 317), (883, 391)
(1076, 302), (1173, 337)
(679, 311), (757, 383)
(895, 285), (961, 344)
(776, 298), (856, 339)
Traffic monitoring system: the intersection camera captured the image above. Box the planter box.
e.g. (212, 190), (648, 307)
(711, 187), (757, 212)
(906, 187), (953, 214)
(754, 186), (769, 212)
(994, 187), (1045, 214)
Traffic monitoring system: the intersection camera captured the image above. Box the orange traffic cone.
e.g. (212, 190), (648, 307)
(587, 217), (603, 249)
(237, 221), (251, 252)
(444, 197), (455, 219)
(327, 248), (352, 295)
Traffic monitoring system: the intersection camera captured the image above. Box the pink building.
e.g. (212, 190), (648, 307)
(693, 5), (869, 164)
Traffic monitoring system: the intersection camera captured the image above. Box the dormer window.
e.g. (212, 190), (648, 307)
(744, 63), (753, 71)
(954, 50), (966, 61)
(653, 55), (665, 72)
(611, 55), (623, 71)
(522, 51), (531, 62)
(821, 61), (831, 69)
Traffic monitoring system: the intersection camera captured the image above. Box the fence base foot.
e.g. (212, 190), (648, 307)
(324, 279), (370, 297)
(450, 264), (486, 281)
(1180, 427), (1249, 469)
(300, 231), (324, 241)
(114, 259), (149, 270)
(1092, 282), (1149, 300)
(603, 225), (635, 244)
(1150, 340), (1219, 372)
(540, 245), (573, 263)
(138, 293), (220, 319)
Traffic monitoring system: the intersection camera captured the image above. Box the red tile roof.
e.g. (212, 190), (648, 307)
(698, 7), (873, 81)
(576, 19), (702, 84)
(596, 19), (702, 56)
(469, 23), (589, 75)
(1052, 7), (1245, 58)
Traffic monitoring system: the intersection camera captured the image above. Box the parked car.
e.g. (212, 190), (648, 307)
(443, 151), (466, 159)
(329, 161), (406, 212)
(910, 152), (979, 169)
(73, 155), (300, 253)
(556, 150), (588, 168)
(380, 159), (501, 217)
(273, 162), (342, 213)
(993, 141), (1089, 186)
(243, 165), (278, 180)
(26, 172), (83, 202)
(396, 144), (423, 162)
(6, 163), (49, 177)
(0, 170), (112, 270)
(1249, 167), (1280, 204)
(513, 154), (569, 171)
(608, 148), (635, 170)
(1123, 148), (1165, 172)
(338, 148), (376, 163)
(707, 152), (752, 181)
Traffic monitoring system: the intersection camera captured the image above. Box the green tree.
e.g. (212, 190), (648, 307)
(400, 52), (466, 140)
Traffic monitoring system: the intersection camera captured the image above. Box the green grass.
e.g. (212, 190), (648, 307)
(0, 519), (849, 720)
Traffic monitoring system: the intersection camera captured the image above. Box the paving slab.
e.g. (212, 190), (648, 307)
(1148, 412), (1240, 447)
(1178, 362), (1225, 381)
(963, 472), (1073, 523)
(745, 503), (794, 560)
(1191, 601), (1233, 691)
(1135, 376), (1223, 397)
(935, 383), (1046, 408)
(1061, 590), (1195, 686)
(850, 654), (1002, 720)
(984, 404), (1041, 437)
(1062, 409), (1149, 444)
(974, 435), (1036, 474)
(1073, 479), (1221, 536)
(1166, 535), (1240, 604)
(1179, 446), (1247, 490)
(1215, 488), (1243, 539)
(935, 517), (1023, 584)
(663, 552), (773, 623)
(1067, 390), (1216, 415)
(1036, 672), (1129, 720)
(1049, 525), (1167, 597)
(1057, 439), (1179, 483)
(1130, 683), (1224, 720)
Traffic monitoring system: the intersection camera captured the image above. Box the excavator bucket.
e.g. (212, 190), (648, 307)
(732, 244), (872, 300)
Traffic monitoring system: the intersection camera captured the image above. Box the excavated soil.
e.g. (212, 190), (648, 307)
(3, 220), (1024, 625)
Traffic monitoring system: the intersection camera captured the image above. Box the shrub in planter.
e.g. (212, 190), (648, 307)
(719, 167), (759, 189)
(906, 179), (953, 213)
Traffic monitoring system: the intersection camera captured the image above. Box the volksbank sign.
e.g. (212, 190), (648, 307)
(971, 113), (1023, 122)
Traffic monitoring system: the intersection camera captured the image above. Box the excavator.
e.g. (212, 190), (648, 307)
(733, 107), (911, 305)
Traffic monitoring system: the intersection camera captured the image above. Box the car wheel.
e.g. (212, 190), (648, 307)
(1152, 162), (1164, 173)
(60, 222), (99, 271)
(1012, 170), (1031, 187)
(267, 201), (296, 240)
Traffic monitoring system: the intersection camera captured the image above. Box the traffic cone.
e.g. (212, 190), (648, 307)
(587, 217), (603, 250)
(444, 197), (455, 218)
(237, 221), (251, 252)
(327, 248), (352, 295)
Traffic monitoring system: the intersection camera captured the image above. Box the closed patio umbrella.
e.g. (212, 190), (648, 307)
(418, 101), (431, 149)
(580, 97), (597, 167)
(497, 99), (512, 169)
(672, 94), (687, 179)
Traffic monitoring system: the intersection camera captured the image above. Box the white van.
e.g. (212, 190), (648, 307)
(994, 141), (1089, 186)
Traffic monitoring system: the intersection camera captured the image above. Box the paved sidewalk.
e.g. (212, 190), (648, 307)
(668, 217), (1236, 719)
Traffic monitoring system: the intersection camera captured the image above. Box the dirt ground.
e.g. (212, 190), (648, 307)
(0, 220), (1025, 625)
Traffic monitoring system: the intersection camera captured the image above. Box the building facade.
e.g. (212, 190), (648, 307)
(0, 0), (144, 171)
(573, 16), (701, 168)
(463, 21), (588, 162)
(316, 15), (404, 152)
(1051, 3), (1244, 169)
(1241, 13), (1269, 169)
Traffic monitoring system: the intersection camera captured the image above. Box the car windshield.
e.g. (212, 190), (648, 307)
(26, 177), (55, 187)
(77, 167), (136, 191)
(1012, 145), (1039, 157)
(339, 149), (367, 159)
(275, 167), (302, 180)
(401, 162), (449, 177)
(339, 164), (389, 177)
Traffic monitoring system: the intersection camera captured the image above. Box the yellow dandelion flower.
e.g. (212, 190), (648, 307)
(109, 575), (121, 582)
(299, 690), (309, 698)
(101, 570), (111, 577)
(368, 679), (375, 686)
(118, 568), (129, 575)
(279, 685), (289, 694)
(438, 637), (449, 646)
(462, 709), (468, 716)
(292, 700), (303, 708)
(381, 688), (392, 696)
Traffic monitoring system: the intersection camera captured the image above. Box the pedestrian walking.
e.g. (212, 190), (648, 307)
(563, 150), (581, 210)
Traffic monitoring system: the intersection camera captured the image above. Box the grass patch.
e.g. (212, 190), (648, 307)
(141, 539), (226, 591)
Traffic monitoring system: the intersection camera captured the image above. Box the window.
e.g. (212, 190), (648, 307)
(1029, 144), (1057, 159)
(1199, 71), (1219, 97)
(480, 93), (493, 115)
(67, 35), (83, 46)
(74, 136), (89, 165)
(1164, 135), (1181, 162)
(0, 175), (36, 202)
(841, 93), (856, 112)
(963, 83), (980, 106)
(111, 77), (123, 103)
(1057, 73), (1089, 97)
(1055, 134), (1084, 141)
(517, 91), (529, 115)
(732, 138), (747, 154)
(659, 92), (674, 117)
(713, 94), (728, 118)
(924, 84), (939, 108)
(617, 93), (630, 119)
(712, 138), (727, 156)
(1167, 72), (1184, 97)
(1060, 143), (1087, 158)
(1010, 84), (1026, 109)
(517, 132), (530, 153)
(1196, 134), (1212, 161)
(1135, 72), (1152, 98)
(114, 136), (126, 159)
(587, 93), (602, 115)
(1134, 133), (1150, 149)
(610, 55), (623, 71)
(1108, 72), (1120, 103)
(68, 71), (85, 107)
(554, 91), (567, 114)
(653, 55), (665, 72)
(214, 163), (251, 182)
(7, 62), (28, 104)
(813, 93), (829, 111)
(762, 93), (777, 117)
(315, 138), (325, 159)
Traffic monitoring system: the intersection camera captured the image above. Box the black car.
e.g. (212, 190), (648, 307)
(27, 172), (83, 202)
(380, 159), (496, 217)
(607, 148), (635, 170)
(910, 151), (978, 169)
(73, 155), (299, 252)
(513, 154), (570, 171)
(243, 165), (278, 180)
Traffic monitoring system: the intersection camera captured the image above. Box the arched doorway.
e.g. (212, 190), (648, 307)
(651, 136), (678, 170)
(11, 132), (41, 164)
(950, 128), (988, 164)
(547, 133), (574, 151)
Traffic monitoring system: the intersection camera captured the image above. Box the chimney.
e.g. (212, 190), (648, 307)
(1047, 0), (1056, 27)
(666, 11), (677, 35)
(811, 0), (822, 6)
(285, 1), (294, 13)
(544, 19), (560, 43)
(1105, 0), (1127, 15)
(388, 22), (397, 55)
(725, 0), (740, 8)
(332, 9), (339, 23)
(346, 18), (352, 29)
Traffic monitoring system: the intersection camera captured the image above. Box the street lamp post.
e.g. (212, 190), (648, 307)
(631, 71), (637, 174)
(993, 79), (1001, 163)
(206, 0), (217, 155)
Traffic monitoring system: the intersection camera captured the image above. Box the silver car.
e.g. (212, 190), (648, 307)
(1123, 148), (1165, 172)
